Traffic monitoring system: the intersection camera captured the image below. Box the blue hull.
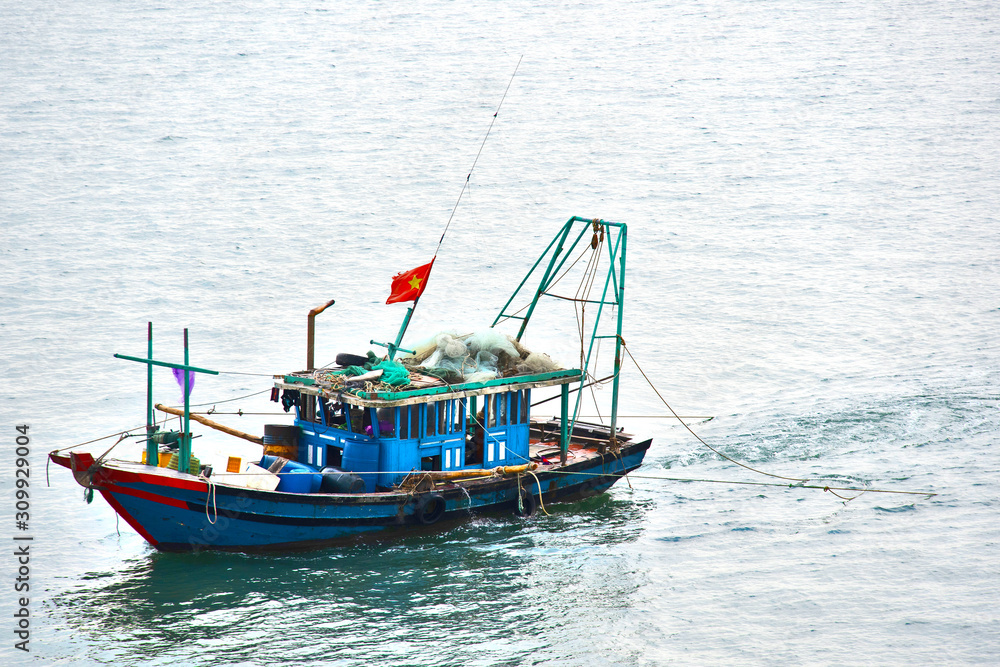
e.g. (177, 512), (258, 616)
(59, 440), (650, 552)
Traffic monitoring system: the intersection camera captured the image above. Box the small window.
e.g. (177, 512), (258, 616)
(439, 400), (449, 434)
(326, 401), (347, 427)
(454, 399), (467, 434)
(520, 389), (530, 423)
(426, 403), (437, 436)
(347, 405), (365, 434)
(494, 393), (509, 426)
(327, 446), (343, 468)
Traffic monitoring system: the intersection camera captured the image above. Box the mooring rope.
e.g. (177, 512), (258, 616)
(526, 468), (551, 515)
(200, 474), (218, 525)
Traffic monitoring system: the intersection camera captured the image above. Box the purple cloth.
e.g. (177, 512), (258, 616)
(172, 368), (195, 397)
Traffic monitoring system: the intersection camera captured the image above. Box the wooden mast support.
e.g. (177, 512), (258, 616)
(156, 404), (264, 445)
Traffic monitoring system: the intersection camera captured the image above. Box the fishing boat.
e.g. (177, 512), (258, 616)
(50, 217), (651, 552)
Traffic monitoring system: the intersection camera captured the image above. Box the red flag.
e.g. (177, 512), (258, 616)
(386, 259), (434, 304)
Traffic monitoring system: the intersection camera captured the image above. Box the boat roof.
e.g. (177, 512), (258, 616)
(274, 368), (582, 408)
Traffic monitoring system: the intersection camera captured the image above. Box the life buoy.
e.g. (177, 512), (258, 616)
(415, 493), (446, 525)
(515, 486), (537, 517)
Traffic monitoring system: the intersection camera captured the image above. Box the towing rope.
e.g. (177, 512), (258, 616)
(621, 342), (808, 483)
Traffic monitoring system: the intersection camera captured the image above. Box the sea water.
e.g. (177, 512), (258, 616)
(1, 1), (998, 664)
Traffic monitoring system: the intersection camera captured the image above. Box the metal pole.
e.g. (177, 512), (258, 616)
(388, 300), (418, 361)
(560, 382), (569, 465)
(514, 221), (575, 341)
(307, 299), (336, 370)
(180, 328), (191, 474)
(146, 322), (157, 467)
(610, 226), (626, 437)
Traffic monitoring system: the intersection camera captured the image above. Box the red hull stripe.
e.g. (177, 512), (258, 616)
(105, 483), (191, 511)
(104, 467), (208, 493)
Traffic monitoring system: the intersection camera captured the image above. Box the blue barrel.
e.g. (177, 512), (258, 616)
(259, 456), (321, 494)
(341, 440), (379, 492)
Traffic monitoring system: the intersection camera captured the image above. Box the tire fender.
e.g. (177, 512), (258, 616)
(414, 493), (446, 525)
(515, 486), (537, 517)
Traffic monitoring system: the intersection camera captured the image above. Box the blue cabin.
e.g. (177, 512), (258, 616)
(278, 370), (581, 492)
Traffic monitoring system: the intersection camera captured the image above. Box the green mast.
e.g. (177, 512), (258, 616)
(115, 327), (218, 474)
(493, 216), (629, 453)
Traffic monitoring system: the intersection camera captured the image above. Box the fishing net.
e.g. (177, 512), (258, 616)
(333, 352), (411, 387)
(399, 330), (561, 383)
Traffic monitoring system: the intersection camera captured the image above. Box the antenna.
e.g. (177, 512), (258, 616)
(434, 55), (523, 257)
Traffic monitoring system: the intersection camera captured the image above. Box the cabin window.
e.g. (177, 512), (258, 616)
(421, 454), (441, 471)
(322, 399), (348, 428)
(455, 399), (466, 433)
(486, 395), (496, 428)
(413, 400), (467, 438)
(300, 394), (319, 423)
(477, 391), (526, 428)
(438, 400), (448, 434)
(489, 392), (510, 427)
(346, 405), (365, 434)
(396, 405), (421, 440)
(373, 407), (394, 437)
(425, 403), (436, 437)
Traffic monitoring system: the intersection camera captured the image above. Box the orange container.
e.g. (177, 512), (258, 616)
(141, 450), (175, 467)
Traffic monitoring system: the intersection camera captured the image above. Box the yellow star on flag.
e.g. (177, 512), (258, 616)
(387, 258), (435, 304)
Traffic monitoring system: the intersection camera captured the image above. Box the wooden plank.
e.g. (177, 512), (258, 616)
(155, 403), (264, 445)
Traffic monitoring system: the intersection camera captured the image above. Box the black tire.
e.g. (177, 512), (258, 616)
(415, 493), (446, 525)
(336, 352), (370, 367)
(515, 487), (537, 517)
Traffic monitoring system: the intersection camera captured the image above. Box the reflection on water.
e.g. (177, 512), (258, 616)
(50, 497), (652, 665)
